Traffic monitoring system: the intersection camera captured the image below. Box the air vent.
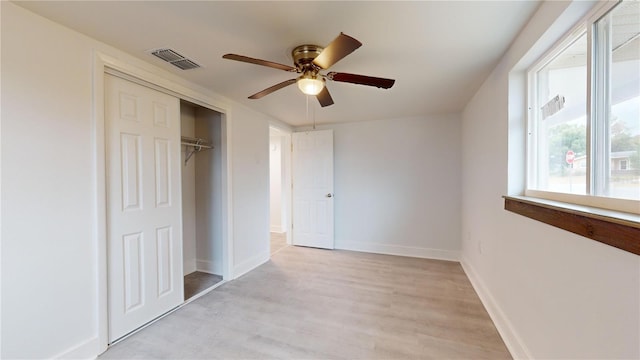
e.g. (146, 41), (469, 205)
(150, 48), (201, 70)
(171, 59), (200, 70)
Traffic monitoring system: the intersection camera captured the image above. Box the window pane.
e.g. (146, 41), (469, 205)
(606, 1), (640, 200)
(533, 34), (588, 194)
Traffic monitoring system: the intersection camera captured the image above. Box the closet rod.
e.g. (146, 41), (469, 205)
(181, 136), (213, 149)
(181, 141), (213, 149)
(181, 136), (213, 165)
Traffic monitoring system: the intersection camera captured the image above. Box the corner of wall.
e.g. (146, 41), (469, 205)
(459, 258), (532, 360)
(53, 337), (100, 360)
(232, 250), (270, 280)
(197, 259), (224, 275)
(337, 241), (460, 262)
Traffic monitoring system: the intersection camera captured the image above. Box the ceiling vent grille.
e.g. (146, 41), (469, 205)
(171, 59), (200, 70)
(150, 48), (201, 70)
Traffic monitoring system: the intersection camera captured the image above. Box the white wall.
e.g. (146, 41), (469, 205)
(461, 1), (640, 359)
(1, 3), (273, 358)
(300, 115), (461, 260)
(2, 4), (98, 358)
(181, 104), (197, 275)
(230, 105), (271, 276)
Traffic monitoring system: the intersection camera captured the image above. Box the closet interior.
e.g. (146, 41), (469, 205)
(180, 101), (224, 300)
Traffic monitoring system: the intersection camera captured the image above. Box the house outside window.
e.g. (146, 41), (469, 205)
(620, 159), (628, 170)
(527, 0), (640, 212)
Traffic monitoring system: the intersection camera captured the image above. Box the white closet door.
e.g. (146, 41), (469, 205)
(105, 74), (183, 342)
(292, 130), (334, 249)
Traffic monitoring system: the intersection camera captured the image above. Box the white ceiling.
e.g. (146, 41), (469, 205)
(15, 1), (541, 127)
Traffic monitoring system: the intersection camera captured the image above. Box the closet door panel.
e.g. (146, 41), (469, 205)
(105, 74), (184, 343)
(154, 138), (172, 208)
(156, 226), (173, 297)
(120, 133), (143, 211)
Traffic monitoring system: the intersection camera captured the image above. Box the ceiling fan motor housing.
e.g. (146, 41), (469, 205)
(292, 45), (323, 70)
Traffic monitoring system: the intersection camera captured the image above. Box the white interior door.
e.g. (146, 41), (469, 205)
(105, 74), (183, 342)
(292, 130), (334, 249)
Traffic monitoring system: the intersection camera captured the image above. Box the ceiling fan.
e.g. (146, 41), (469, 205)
(222, 33), (395, 107)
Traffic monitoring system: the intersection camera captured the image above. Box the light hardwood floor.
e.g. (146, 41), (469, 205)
(270, 232), (288, 255)
(101, 246), (511, 359)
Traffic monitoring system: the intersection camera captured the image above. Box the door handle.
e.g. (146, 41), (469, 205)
(326, 193), (333, 198)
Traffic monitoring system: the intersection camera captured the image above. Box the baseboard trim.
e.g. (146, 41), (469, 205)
(460, 257), (532, 360)
(196, 259), (223, 275)
(336, 241), (460, 262)
(53, 336), (99, 359)
(233, 250), (270, 279)
(270, 226), (283, 233)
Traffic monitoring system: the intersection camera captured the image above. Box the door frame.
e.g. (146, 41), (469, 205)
(93, 51), (234, 353)
(268, 126), (293, 246)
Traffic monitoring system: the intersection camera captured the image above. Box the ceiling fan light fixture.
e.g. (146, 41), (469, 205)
(297, 75), (324, 96)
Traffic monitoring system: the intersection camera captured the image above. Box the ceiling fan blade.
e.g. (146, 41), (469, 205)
(312, 33), (362, 69)
(316, 86), (334, 107)
(327, 72), (395, 89)
(248, 79), (297, 99)
(223, 54), (296, 72)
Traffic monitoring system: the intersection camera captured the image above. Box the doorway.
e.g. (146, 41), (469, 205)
(180, 101), (224, 300)
(269, 127), (292, 255)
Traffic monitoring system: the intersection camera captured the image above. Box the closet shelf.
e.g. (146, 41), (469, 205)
(182, 136), (213, 165)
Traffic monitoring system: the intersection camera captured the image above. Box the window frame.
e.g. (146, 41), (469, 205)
(525, 0), (639, 215)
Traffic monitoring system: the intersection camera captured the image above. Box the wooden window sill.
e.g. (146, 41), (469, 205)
(503, 195), (640, 255)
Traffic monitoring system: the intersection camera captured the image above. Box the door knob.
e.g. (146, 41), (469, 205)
(326, 193), (333, 198)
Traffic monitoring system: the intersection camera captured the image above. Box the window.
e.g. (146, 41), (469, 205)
(527, 0), (640, 213)
(529, 31), (588, 195)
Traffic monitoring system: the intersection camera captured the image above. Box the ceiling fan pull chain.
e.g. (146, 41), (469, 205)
(304, 95), (309, 129)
